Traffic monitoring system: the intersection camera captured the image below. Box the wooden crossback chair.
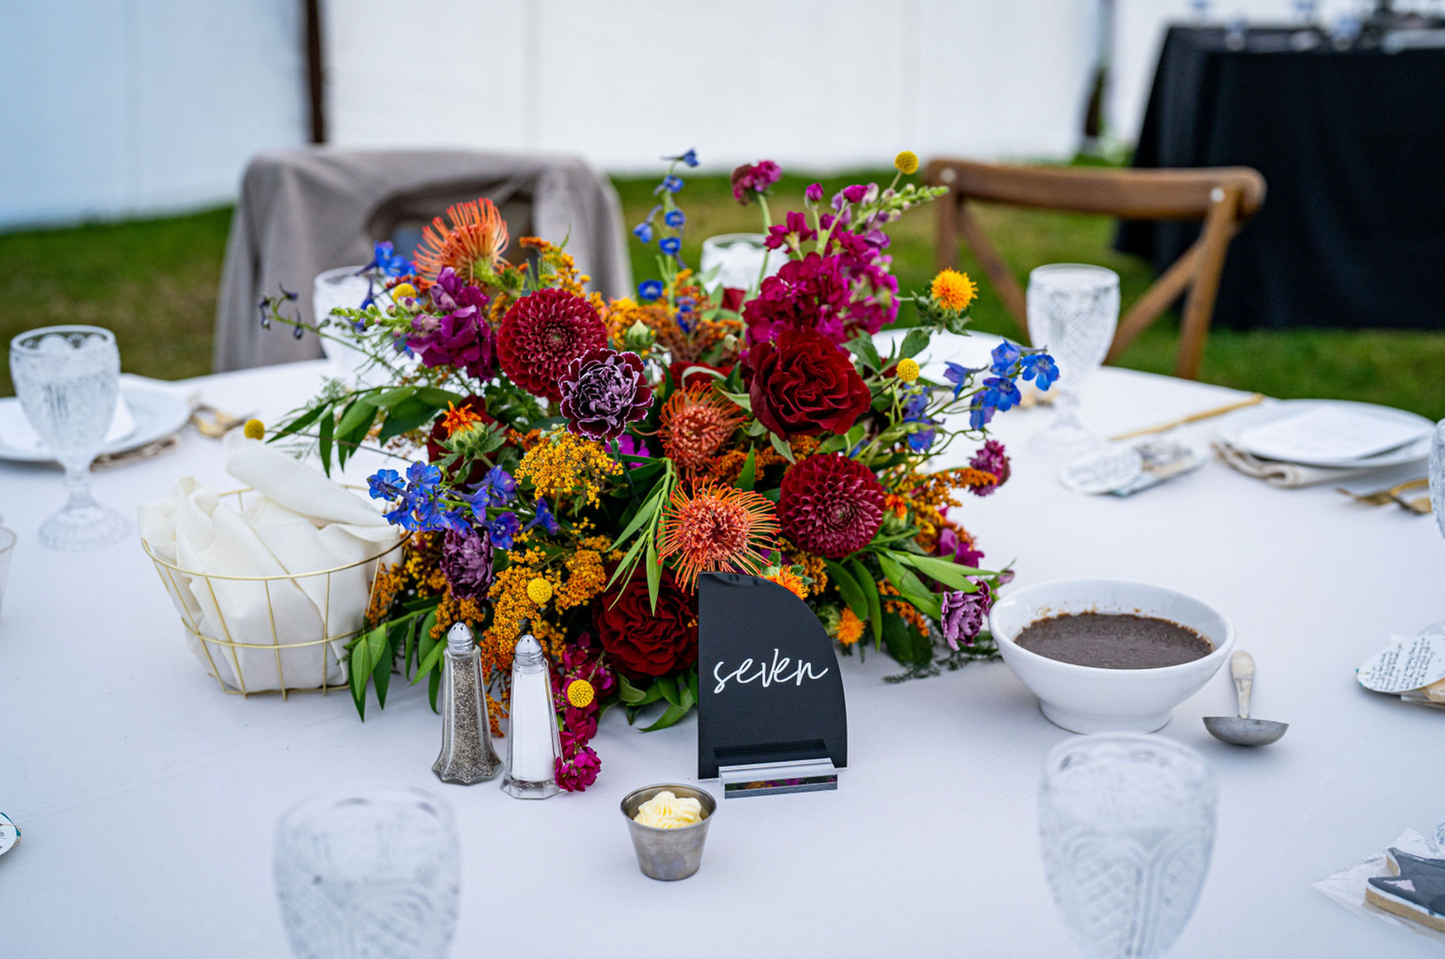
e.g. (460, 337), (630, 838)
(924, 159), (1266, 379)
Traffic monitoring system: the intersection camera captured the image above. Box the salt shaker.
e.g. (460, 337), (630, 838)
(433, 623), (502, 784)
(500, 635), (561, 799)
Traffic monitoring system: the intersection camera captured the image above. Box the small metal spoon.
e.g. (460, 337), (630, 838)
(1203, 651), (1289, 746)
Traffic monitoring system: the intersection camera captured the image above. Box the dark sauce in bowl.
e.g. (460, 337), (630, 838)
(1014, 612), (1213, 669)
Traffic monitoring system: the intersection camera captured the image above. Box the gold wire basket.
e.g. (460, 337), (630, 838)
(140, 488), (404, 699)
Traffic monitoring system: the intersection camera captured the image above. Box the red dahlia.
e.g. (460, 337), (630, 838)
(777, 453), (886, 559)
(497, 288), (608, 401)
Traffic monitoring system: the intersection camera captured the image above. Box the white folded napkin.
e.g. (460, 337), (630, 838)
(1213, 441), (1392, 489)
(139, 434), (402, 692)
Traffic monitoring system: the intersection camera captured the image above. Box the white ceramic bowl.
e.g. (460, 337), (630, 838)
(988, 579), (1235, 734)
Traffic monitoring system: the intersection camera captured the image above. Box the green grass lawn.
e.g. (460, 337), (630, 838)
(2, 172), (1442, 420)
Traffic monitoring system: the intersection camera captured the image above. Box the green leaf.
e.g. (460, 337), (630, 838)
(349, 639), (372, 720)
(645, 533), (661, 613)
(881, 609), (932, 666)
(402, 614), (420, 679)
(270, 403), (326, 442)
(318, 406), (335, 476)
(848, 557), (884, 648)
(371, 625), (395, 708)
(617, 674), (648, 705)
(335, 398), (377, 439)
(371, 386), (418, 409)
(686, 667), (699, 706)
(895, 552), (988, 591)
(414, 386), (467, 408)
(845, 335), (882, 371)
(656, 675), (682, 708)
(768, 431), (795, 464)
(898, 328), (931, 360)
(428, 667), (442, 713)
(412, 633), (445, 684)
(378, 395), (439, 443)
(736, 446), (757, 491)
(609, 475), (667, 549)
(641, 701), (692, 732)
(824, 560), (869, 621)
(720, 390), (752, 412)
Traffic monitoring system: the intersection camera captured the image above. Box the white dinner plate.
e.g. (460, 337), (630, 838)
(0, 380), (193, 464)
(1217, 398), (1433, 469)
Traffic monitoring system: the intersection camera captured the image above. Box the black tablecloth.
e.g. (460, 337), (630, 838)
(1118, 26), (1445, 330)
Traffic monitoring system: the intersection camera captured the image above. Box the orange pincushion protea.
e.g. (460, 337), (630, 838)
(413, 198), (510, 285)
(659, 484), (779, 591)
(658, 383), (744, 475)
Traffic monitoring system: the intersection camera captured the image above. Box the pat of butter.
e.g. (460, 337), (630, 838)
(633, 790), (703, 829)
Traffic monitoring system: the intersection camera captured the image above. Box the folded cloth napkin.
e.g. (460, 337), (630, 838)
(138, 433), (402, 692)
(1212, 441), (1393, 489)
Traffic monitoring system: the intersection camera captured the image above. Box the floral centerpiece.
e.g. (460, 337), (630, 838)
(259, 150), (1056, 791)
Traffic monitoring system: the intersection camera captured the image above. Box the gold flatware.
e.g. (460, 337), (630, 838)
(191, 406), (255, 439)
(1335, 477), (1429, 506)
(1107, 393), (1265, 442)
(1394, 491), (1433, 515)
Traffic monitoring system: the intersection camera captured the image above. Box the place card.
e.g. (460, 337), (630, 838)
(1357, 629), (1445, 694)
(0, 812), (19, 858)
(696, 572), (847, 793)
(1238, 407), (1428, 463)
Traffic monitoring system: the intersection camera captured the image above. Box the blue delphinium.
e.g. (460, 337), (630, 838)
(901, 386), (937, 452)
(943, 361), (983, 399)
(1021, 352), (1060, 390)
(489, 512), (520, 550)
(659, 237), (681, 256)
(524, 497), (561, 535)
(990, 342), (1022, 376)
(468, 466), (516, 515)
(633, 222), (654, 243)
(359, 240), (414, 278)
(664, 148), (699, 167)
(367, 468), (405, 500)
(656, 175), (684, 194)
(664, 210), (685, 228)
(675, 297), (696, 333)
(638, 280), (664, 302)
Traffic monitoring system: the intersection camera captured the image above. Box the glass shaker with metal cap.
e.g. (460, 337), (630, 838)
(433, 622), (503, 784)
(500, 634), (562, 799)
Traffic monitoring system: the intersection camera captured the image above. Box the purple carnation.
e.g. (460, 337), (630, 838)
(731, 160), (782, 205)
(407, 268), (496, 380)
(940, 582), (992, 650)
(969, 440), (1011, 497)
(439, 527), (494, 600)
(558, 348), (654, 441)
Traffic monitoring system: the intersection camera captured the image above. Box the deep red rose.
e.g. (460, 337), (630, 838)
(426, 395), (495, 486)
(668, 358), (734, 391)
(719, 286), (746, 313)
(743, 328), (871, 438)
(594, 569), (698, 679)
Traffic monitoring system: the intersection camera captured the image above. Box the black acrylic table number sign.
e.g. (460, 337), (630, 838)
(697, 572), (847, 798)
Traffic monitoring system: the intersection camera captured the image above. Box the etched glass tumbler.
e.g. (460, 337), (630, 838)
(274, 784), (460, 959)
(1430, 420), (1445, 542)
(1039, 734), (1217, 959)
(9, 326), (129, 550)
(1026, 264), (1120, 453)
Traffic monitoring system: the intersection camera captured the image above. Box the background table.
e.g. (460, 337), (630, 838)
(1, 350), (1442, 957)
(1119, 25), (1445, 331)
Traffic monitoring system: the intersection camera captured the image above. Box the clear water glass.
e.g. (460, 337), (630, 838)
(1027, 264), (1120, 454)
(274, 784), (460, 959)
(699, 233), (787, 294)
(1430, 419), (1445, 542)
(9, 326), (129, 550)
(1039, 734), (1217, 959)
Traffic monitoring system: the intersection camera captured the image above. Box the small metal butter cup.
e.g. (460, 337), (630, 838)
(620, 783), (717, 881)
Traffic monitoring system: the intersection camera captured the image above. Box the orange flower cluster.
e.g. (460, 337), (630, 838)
(775, 535), (828, 596)
(879, 579), (930, 636)
(603, 271), (741, 363)
(514, 429), (622, 507)
(764, 567), (808, 600)
(886, 465), (997, 550)
(704, 436), (820, 487)
(836, 607), (864, 646)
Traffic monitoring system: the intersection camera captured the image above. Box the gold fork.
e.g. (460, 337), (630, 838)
(1393, 489), (1433, 515)
(1335, 477), (1428, 506)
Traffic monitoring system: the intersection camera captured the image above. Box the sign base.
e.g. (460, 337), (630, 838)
(718, 758), (839, 799)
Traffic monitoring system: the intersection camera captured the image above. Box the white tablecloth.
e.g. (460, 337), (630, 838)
(0, 356), (1440, 958)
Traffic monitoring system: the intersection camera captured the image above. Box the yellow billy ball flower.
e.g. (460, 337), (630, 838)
(930, 269), (978, 312)
(566, 679), (595, 708)
(242, 418), (266, 440)
(391, 282), (417, 302)
(526, 577), (553, 605)
(894, 151), (920, 175)
(896, 358), (921, 383)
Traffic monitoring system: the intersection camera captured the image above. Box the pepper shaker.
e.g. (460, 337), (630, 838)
(500, 635), (561, 799)
(433, 623), (502, 784)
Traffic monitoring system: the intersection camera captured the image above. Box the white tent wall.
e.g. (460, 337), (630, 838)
(0, 0), (306, 231)
(0, 0), (1374, 231)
